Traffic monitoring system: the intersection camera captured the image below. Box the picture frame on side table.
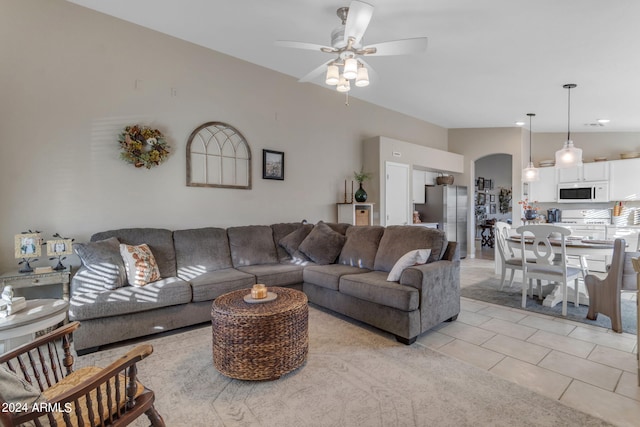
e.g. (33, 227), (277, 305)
(262, 149), (284, 180)
(14, 233), (42, 258)
(46, 239), (74, 256)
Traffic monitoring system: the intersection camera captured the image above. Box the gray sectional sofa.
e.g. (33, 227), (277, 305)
(69, 222), (460, 353)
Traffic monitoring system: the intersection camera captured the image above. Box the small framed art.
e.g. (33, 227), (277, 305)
(490, 204), (497, 214)
(490, 194), (495, 202)
(46, 239), (74, 256)
(14, 233), (42, 258)
(476, 177), (485, 191)
(477, 193), (486, 205)
(263, 149), (284, 180)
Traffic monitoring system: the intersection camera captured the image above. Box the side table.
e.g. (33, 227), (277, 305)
(211, 287), (308, 380)
(0, 267), (71, 301)
(0, 299), (69, 353)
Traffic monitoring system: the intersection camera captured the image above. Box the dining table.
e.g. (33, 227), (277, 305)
(505, 236), (616, 309)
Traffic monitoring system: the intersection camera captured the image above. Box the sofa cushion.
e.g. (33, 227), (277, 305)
(339, 271), (420, 311)
(271, 222), (306, 261)
(278, 224), (314, 262)
(325, 222), (351, 235)
(73, 237), (127, 290)
(69, 277), (192, 321)
(119, 243), (162, 287)
(92, 228), (176, 278)
(237, 264), (306, 287)
(303, 264), (371, 291)
(228, 225), (278, 267)
(299, 222), (347, 265)
(387, 249), (431, 281)
(189, 268), (256, 302)
(174, 228), (233, 278)
(374, 226), (446, 272)
(338, 226), (384, 269)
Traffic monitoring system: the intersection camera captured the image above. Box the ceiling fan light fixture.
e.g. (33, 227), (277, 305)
(325, 64), (339, 85)
(336, 76), (350, 92)
(355, 66), (369, 87)
(343, 57), (358, 80)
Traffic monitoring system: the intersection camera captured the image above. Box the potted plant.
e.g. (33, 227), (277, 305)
(518, 198), (539, 220)
(353, 169), (372, 202)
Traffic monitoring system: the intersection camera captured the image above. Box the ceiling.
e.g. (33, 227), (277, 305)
(67, 0), (640, 132)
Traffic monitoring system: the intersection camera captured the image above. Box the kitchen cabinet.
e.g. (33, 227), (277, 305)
(527, 166), (556, 202)
(412, 170), (437, 203)
(610, 158), (640, 201)
(557, 162), (609, 183)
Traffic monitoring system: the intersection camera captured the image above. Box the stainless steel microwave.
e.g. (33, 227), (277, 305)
(557, 181), (609, 203)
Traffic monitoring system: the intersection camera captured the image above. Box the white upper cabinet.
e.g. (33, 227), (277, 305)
(557, 162), (609, 183)
(528, 166), (557, 202)
(610, 158), (640, 201)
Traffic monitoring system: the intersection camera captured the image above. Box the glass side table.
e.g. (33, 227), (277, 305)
(0, 267), (71, 301)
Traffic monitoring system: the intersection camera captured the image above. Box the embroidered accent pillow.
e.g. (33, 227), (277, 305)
(386, 249), (431, 281)
(119, 243), (161, 287)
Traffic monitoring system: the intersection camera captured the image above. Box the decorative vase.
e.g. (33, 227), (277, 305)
(354, 182), (367, 202)
(524, 209), (538, 220)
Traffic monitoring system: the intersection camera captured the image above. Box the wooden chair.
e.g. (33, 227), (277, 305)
(495, 221), (525, 290)
(516, 224), (582, 316)
(584, 239), (638, 333)
(0, 321), (165, 427)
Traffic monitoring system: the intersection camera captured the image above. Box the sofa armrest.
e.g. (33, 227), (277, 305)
(441, 241), (459, 262)
(400, 259), (460, 330)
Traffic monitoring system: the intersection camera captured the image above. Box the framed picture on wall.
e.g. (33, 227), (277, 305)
(485, 179), (494, 190)
(262, 149), (284, 180)
(476, 177), (485, 190)
(477, 193), (486, 205)
(490, 204), (497, 214)
(489, 194), (495, 202)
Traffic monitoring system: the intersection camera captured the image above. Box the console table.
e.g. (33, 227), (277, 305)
(0, 267), (71, 301)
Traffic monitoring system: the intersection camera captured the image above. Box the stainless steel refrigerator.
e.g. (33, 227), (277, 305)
(422, 185), (467, 258)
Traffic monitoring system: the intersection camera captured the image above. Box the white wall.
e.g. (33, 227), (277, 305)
(531, 132), (640, 164)
(0, 0), (447, 271)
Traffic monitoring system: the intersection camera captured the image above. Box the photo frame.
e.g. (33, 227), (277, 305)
(490, 204), (497, 214)
(46, 239), (74, 256)
(485, 179), (494, 190)
(262, 149), (284, 180)
(14, 233), (42, 258)
(477, 193), (486, 205)
(489, 194), (495, 202)
(476, 177), (485, 191)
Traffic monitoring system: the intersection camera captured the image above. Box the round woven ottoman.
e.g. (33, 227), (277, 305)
(211, 286), (308, 380)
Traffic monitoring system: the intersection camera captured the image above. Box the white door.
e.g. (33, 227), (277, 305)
(385, 162), (410, 225)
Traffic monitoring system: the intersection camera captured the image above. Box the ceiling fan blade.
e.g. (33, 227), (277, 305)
(298, 59), (334, 83)
(344, 1), (374, 46)
(364, 37), (428, 56)
(275, 40), (335, 53)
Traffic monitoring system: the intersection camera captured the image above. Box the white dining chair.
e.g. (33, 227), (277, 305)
(495, 221), (527, 290)
(516, 224), (583, 316)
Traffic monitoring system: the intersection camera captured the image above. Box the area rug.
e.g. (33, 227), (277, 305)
(77, 307), (612, 427)
(461, 278), (637, 334)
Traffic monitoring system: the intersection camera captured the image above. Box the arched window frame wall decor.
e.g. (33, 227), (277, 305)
(186, 122), (252, 189)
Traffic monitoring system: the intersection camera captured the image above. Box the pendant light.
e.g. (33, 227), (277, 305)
(522, 113), (539, 182)
(555, 83), (583, 168)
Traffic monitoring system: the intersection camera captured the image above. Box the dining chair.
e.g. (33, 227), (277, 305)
(584, 239), (638, 333)
(516, 224), (583, 316)
(494, 221), (526, 290)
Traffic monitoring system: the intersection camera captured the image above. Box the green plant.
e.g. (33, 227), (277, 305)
(353, 168), (372, 183)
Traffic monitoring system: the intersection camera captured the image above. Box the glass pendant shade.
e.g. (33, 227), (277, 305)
(343, 58), (358, 80)
(325, 64), (339, 85)
(336, 76), (350, 93)
(355, 66), (369, 87)
(555, 140), (583, 168)
(522, 162), (540, 182)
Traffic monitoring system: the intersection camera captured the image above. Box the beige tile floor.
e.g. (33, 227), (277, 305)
(416, 255), (640, 427)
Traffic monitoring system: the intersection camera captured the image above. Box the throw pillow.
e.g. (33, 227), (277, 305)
(119, 243), (161, 287)
(298, 222), (347, 265)
(387, 249), (432, 281)
(0, 365), (44, 406)
(73, 237), (127, 289)
(278, 224), (314, 260)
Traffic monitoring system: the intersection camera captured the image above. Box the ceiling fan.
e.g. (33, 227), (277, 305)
(276, 1), (428, 93)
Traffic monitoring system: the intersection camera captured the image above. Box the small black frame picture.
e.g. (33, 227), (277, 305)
(489, 194), (495, 202)
(262, 149), (284, 180)
(476, 177), (485, 190)
(490, 204), (497, 214)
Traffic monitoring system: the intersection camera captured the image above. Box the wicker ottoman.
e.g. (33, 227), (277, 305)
(211, 287), (308, 380)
